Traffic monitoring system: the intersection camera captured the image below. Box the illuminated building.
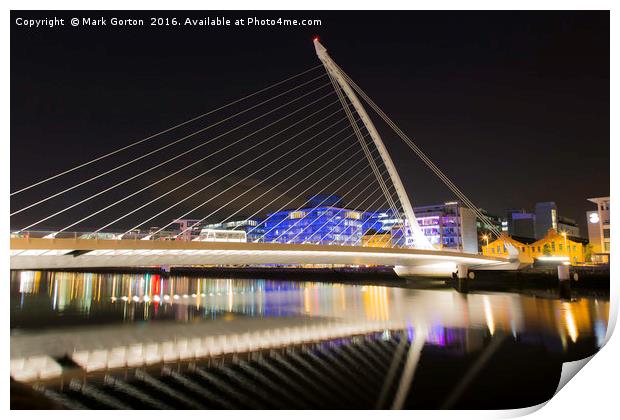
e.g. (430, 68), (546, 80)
(506, 209), (536, 239)
(171, 219), (203, 240)
(364, 202), (478, 252)
(363, 210), (401, 234)
(506, 202), (581, 241)
(476, 208), (503, 233)
(534, 202), (558, 239)
(413, 201), (478, 253)
(482, 228), (585, 264)
(557, 215), (580, 238)
(361, 232), (392, 248)
(476, 208), (504, 250)
(262, 195), (365, 245)
(534, 202), (580, 239)
(586, 196), (610, 264)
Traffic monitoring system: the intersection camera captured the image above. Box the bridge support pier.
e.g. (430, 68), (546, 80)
(457, 264), (469, 280)
(454, 264), (474, 293)
(558, 264), (572, 299)
(557, 264), (570, 281)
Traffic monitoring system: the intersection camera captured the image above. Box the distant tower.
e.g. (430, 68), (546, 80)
(534, 202), (558, 239)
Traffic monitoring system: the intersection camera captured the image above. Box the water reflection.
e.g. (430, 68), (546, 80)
(11, 270), (609, 356)
(10, 270), (612, 410)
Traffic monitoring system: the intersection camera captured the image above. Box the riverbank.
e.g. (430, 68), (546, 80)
(11, 264), (609, 296)
(175, 265), (609, 291)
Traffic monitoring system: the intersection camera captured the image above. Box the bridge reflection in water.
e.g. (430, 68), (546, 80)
(11, 271), (609, 409)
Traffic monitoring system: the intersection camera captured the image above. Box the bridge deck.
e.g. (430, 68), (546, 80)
(10, 238), (512, 274)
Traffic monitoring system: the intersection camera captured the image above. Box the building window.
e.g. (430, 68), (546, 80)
(289, 211), (306, 220)
(603, 228), (610, 239)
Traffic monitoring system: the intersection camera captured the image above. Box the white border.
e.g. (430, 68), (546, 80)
(3, 1), (616, 418)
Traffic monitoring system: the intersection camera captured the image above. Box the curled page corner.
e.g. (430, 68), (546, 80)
(555, 355), (595, 396)
(505, 401), (548, 418)
(500, 355), (599, 418)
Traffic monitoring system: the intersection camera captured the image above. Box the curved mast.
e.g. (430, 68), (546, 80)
(313, 39), (432, 249)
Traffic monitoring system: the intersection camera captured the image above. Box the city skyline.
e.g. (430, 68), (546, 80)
(11, 11), (609, 230)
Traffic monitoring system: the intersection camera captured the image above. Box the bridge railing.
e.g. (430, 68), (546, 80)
(9, 230), (236, 243)
(10, 230), (165, 241)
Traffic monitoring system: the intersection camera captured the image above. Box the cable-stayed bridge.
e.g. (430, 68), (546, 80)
(10, 39), (532, 277)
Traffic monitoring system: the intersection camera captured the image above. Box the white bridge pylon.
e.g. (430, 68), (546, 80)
(314, 39), (433, 251)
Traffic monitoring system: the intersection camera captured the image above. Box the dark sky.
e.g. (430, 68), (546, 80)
(10, 10), (609, 233)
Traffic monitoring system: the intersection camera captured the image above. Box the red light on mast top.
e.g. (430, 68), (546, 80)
(313, 36), (320, 42)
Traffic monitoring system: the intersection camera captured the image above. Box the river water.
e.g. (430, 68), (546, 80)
(10, 270), (610, 409)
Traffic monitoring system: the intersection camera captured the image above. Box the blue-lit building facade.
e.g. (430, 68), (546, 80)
(363, 210), (402, 234)
(262, 195), (365, 245)
(256, 195), (478, 252)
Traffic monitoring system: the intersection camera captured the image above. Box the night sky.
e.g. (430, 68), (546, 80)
(10, 11), (609, 233)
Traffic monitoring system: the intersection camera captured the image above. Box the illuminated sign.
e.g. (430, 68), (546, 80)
(589, 213), (600, 224)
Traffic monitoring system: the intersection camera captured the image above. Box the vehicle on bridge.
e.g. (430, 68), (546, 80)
(193, 228), (247, 243)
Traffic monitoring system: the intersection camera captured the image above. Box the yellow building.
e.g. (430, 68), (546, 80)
(482, 228), (585, 264)
(362, 233), (392, 248)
